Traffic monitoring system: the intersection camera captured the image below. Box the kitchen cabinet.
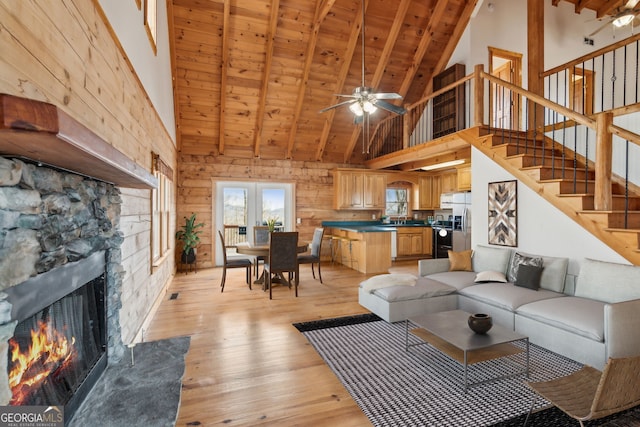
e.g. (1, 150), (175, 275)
(417, 175), (442, 210)
(440, 172), (457, 194)
(397, 227), (425, 257)
(334, 169), (386, 210)
(423, 227), (432, 256)
(457, 166), (471, 191)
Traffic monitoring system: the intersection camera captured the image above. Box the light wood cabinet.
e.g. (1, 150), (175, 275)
(397, 227), (426, 256)
(441, 172), (457, 194)
(423, 227), (433, 255)
(364, 173), (386, 208)
(457, 166), (471, 191)
(334, 169), (386, 210)
(418, 176), (442, 210)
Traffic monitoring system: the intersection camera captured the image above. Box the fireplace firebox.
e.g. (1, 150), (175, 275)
(4, 251), (108, 423)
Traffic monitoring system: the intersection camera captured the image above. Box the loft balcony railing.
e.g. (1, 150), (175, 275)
(366, 44), (640, 229)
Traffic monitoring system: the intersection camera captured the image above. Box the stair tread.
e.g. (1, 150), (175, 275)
(605, 228), (640, 233)
(557, 193), (640, 198)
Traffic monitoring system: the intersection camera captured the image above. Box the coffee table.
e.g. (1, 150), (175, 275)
(405, 310), (529, 391)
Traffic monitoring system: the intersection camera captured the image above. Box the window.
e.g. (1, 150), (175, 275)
(151, 153), (173, 265)
(385, 187), (408, 217)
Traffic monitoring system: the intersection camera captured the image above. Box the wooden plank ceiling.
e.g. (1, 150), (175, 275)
(169, 0), (633, 165)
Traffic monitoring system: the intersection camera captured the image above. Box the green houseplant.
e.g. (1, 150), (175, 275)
(176, 213), (205, 264)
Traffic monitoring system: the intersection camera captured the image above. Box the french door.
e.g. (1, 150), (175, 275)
(214, 180), (295, 265)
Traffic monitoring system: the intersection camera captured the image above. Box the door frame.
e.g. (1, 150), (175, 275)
(212, 178), (296, 266)
(488, 47), (523, 130)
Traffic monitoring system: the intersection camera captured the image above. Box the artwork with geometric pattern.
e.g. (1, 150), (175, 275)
(488, 180), (517, 246)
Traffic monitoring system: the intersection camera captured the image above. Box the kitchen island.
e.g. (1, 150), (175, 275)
(322, 221), (392, 274)
(322, 221), (434, 274)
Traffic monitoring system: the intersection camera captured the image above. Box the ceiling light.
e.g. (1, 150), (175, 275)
(420, 159), (465, 171)
(349, 102), (364, 116)
(613, 14), (635, 28)
(362, 100), (377, 114)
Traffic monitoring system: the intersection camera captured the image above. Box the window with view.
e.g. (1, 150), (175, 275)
(151, 153), (173, 266)
(386, 188), (408, 217)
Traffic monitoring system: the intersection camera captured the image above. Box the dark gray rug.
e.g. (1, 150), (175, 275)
(297, 317), (588, 426)
(69, 336), (190, 427)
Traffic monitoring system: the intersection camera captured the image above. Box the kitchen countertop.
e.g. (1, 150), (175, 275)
(322, 220), (436, 233)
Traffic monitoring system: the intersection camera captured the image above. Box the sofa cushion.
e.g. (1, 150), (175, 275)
(427, 271), (477, 291)
(514, 251), (569, 293)
(372, 277), (457, 302)
(359, 273), (417, 293)
(507, 252), (543, 283)
(475, 270), (507, 283)
(472, 245), (512, 274)
(575, 258), (640, 303)
(448, 250), (473, 271)
(515, 264), (543, 290)
(458, 282), (564, 311)
(517, 296), (605, 342)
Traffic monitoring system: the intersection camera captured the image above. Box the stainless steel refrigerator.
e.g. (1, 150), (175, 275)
(446, 192), (472, 252)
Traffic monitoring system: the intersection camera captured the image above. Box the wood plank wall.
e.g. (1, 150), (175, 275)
(0, 1), (177, 344)
(177, 155), (375, 269)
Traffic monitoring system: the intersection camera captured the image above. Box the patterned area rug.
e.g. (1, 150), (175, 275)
(295, 316), (640, 427)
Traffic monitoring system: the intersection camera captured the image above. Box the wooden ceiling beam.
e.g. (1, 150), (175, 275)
(394, 0), (450, 104)
(218, 0), (230, 155)
(285, 0), (336, 159)
(253, 0), (280, 158)
(343, 0), (411, 162)
(316, 0), (367, 161)
(419, 0), (479, 99)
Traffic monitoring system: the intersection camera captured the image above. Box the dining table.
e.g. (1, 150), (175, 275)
(236, 241), (309, 286)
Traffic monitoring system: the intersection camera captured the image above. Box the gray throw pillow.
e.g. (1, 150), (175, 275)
(507, 252), (543, 283)
(515, 264), (544, 290)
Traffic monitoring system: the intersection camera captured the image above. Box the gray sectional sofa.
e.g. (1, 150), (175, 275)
(358, 245), (640, 369)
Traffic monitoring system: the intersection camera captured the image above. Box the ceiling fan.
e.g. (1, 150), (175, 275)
(588, 0), (640, 36)
(319, 0), (407, 122)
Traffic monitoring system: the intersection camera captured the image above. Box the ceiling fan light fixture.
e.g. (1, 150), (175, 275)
(613, 13), (635, 28)
(362, 100), (377, 114)
(349, 102), (364, 116)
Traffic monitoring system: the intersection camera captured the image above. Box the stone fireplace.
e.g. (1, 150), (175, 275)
(0, 93), (158, 422)
(0, 157), (125, 420)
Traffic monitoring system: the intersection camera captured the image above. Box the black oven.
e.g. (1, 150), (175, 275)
(432, 226), (453, 258)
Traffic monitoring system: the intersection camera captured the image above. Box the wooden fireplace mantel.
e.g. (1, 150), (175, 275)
(0, 93), (157, 189)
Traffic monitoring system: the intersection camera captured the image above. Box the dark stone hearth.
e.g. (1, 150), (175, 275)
(69, 337), (190, 427)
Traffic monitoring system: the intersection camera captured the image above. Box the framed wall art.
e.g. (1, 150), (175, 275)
(488, 180), (517, 246)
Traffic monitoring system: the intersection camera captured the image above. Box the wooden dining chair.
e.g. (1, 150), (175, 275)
(218, 230), (252, 293)
(523, 354), (640, 427)
(298, 227), (324, 283)
(264, 231), (299, 299)
(253, 226), (270, 279)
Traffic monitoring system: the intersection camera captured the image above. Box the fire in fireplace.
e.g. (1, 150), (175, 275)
(3, 251), (107, 422)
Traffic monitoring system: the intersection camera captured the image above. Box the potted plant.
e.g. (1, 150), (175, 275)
(266, 216), (279, 233)
(176, 213), (205, 264)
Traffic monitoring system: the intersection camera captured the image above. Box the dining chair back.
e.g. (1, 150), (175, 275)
(524, 354), (640, 426)
(298, 227), (324, 283)
(218, 230), (252, 292)
(253, 226), (270, 278)
(264, 231), (299, 299)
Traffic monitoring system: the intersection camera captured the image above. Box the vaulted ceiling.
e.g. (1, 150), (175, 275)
(168, 0), (634, 165)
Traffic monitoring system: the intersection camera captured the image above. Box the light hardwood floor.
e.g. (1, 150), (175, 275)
(145, 259), (418, 426)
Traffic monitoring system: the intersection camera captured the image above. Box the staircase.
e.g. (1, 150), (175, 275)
(460, 126), (640, 265)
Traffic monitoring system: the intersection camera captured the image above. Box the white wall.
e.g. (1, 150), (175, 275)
(98, 0), (176, 143)
(470, 147), (629, 275)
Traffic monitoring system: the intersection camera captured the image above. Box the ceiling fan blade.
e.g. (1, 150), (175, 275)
(318, 99), (356, 114)
(373, 92), (402, 100)
(373, 100), (407, 115)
